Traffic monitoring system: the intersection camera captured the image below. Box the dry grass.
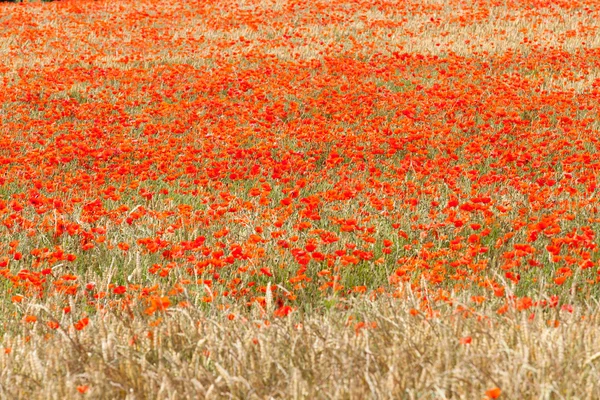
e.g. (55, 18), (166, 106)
(2, 294), (600, 399)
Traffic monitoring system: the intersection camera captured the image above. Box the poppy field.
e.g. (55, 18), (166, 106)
(2, 0), (600, 398)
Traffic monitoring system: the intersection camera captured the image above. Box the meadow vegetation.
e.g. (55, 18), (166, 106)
(1, 0), (600, 398)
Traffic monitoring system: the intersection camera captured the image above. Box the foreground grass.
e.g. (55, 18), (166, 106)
(2, 294), (599, 399)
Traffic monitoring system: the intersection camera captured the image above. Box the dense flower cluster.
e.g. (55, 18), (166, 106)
(1, 0), (600, 328)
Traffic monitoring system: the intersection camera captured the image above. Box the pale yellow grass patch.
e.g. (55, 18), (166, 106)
(1, 2), (599, 68)
(2, 297), (600, 399)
